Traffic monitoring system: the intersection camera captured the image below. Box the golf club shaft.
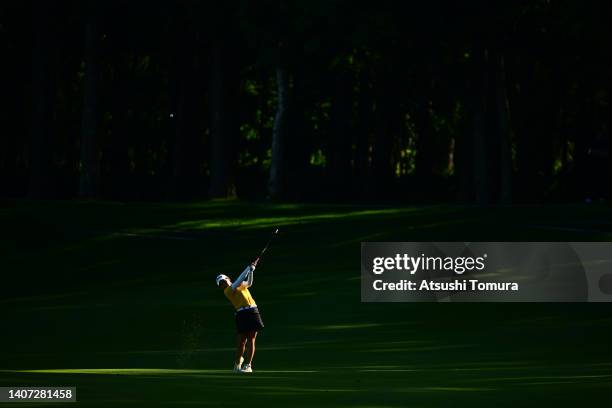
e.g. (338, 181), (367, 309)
(256, 229), (279, 261)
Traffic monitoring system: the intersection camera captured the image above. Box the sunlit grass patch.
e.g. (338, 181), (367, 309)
(164, 207), (426, 231)
(10, 368), (319, 376)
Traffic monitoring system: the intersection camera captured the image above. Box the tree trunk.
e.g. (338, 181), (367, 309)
(513, 58), (557, 202)
(494, 52), (512, 205)
(172, 30), (205, 199)
(462, 46), (513, 206)
(285, 66), (311, 200)
(414, 91), (435, 182)
(370, 72), (401, 197)
(268, 66), (289, 199)
(208, 42), (239, 198)
(28, 5), (58, 199)
(102, 44), (132, 200)
(0, 16), (27, 197)
(355, 67), (372, 188)
(327, 68), (354, 197)
(79, 11), (100, 198)
(469, 45), (489, 206)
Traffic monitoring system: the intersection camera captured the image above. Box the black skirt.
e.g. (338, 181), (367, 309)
(235, 307), (264, 333)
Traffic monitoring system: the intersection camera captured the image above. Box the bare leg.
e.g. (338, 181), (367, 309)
(246, 331), (257, 365)
(235, 333), (247, 365)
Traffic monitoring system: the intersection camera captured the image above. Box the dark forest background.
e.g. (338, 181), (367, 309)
(0, 0), (610, 204)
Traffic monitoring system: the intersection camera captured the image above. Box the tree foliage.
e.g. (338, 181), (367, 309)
(0, 0), (609, 203)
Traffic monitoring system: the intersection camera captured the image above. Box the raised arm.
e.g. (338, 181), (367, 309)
(230, 261), (257, 291)
(245, 264), (254, 288)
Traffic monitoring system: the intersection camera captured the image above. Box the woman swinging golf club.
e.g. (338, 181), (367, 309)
(216, 258), (264, 373)
(216, 229), (277, 373)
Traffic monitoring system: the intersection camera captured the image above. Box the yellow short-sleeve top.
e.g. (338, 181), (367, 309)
(223, 285), (256, 310)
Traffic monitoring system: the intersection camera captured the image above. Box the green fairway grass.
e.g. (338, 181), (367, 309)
(1, 200), (612, 406)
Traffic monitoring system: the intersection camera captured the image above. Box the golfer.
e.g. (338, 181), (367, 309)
(216, 258), (264, 373)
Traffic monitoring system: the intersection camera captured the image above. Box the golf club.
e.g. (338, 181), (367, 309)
(255, 228), (279, 263)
